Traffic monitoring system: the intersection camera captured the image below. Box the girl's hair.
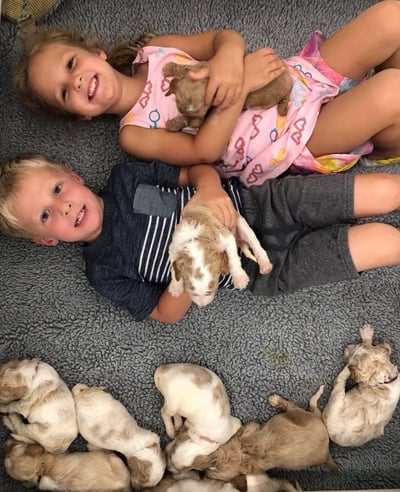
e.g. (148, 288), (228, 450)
(0, 153), (66, 239)
(14, 28), (156, 119)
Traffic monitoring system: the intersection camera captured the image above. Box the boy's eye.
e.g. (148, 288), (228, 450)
(41, 210), (50, 222)
(67, 57), (74, 70)
(54, 184), (62, 195)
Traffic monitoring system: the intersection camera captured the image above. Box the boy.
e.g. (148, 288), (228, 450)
(1, 153), (400, 324)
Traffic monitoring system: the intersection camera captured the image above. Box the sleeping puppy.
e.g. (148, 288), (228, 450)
(155, 363), (242, 471)
(322, 322), (400, 446)
(0, 358), (77, 453)
(168, 385), (337, 479)
(4, 437), (131, 491)
(142, 470), (241, 491)
(168, 202), (272, 307)
(72, 383), (165, 490)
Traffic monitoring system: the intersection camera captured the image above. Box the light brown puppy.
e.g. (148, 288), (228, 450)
(163, 61), (293, 131)
(167, 385), (337, 480)
(168, 202), (272, 307)
(323, 323), (400, 446)
(4, 438), (131, 491)
(0, 358), (77, 454)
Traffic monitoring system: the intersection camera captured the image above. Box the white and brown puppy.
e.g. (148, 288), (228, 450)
(323, 323), (400, 447)
(72, 383), (165, 489)
(0, 358), (77, 454)
(4, 437), (131, 491)
(170, 385), (337, 479)
(155, 363), (242, 471)
(168, 202), (272, 307)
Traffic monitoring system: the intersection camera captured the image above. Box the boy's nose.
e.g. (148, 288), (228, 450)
(64, 203), (72, 216)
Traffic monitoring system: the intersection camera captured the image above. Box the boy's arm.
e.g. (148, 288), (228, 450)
(149, 290), (192, 324)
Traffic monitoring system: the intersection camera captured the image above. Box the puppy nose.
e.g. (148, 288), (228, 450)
(64, 203), (72, 216)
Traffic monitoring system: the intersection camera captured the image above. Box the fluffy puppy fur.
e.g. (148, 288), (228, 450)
(169, 385), (337, 480)
(163, 61), (293, 131)
(4, 438), (131, 491)
(0, 358), (77, 454)
(168, 202), (272, 307)
(322, 323), (400, 447)
(72, 383), (166, 489)
(155, 363), (242, 471)
(142, 471), (241, 491)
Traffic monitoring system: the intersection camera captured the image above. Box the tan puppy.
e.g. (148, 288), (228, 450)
(168, 202), (272, 307)
(163, 61), (293, 131)
(169, 385), (337, 479)
(72, 383), (165, 490)
(0, 358), (77, 453)
(155, 363), (242, 471)
(323, 323), (400, 446)
(4, 437), (131, 491)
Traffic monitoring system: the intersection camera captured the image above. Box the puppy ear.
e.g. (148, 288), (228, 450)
(381, 342), (392, 355)
(166, 78), (179, 96)
(343, 344), (356, 362)
(220, 251), (230, 275)
(172, 260), (182, 281)
(127, 456), (151, 488)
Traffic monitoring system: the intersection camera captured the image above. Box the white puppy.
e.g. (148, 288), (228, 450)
(168, 202), (272, 307)
(5, 437), (131, 491)
(0, 358), (78, 453)
(72, 383), (165, 489)
(323, 323), (400, 446)
(154, 363), (241, 471)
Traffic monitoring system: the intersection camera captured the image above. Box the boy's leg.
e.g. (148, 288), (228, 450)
(320, 1), (400, 79)
(353, 172), (400, 218)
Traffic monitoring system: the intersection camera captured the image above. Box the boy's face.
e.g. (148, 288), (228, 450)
(28, 43), (121, 118)
(12, 167), (104, 245)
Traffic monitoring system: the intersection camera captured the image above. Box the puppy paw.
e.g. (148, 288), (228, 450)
(3, 413), (20, 432)
(337, 365), (351, 380)
(168, 279), (184, 297)
(232, 270), (249, 290)
(258, 255), (273, 274)
(268, 394), (286, 408)
(359, 322), (374, 342)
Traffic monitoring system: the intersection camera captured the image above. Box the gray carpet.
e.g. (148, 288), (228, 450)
(1, 0), (400, 490)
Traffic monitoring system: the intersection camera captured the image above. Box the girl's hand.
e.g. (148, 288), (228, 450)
(243, 48), (286, 94)
(184, 186), (238, 232)
(189, 55), (244, 110)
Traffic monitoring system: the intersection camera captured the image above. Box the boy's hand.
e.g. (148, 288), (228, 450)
(243, 48), (286, 94)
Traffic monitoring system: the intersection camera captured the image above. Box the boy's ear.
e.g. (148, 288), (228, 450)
(33, 238), (59, 247)
(79, 115), (93, 121)
(64, 167), (85, 184)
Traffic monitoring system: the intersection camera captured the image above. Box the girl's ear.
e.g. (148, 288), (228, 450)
(33, 237), (59, 247)
(95, 49), (107, 60)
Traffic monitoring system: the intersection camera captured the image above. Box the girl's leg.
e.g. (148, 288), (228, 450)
(307, 69), (400, 158)
(320, 1), (400, 79)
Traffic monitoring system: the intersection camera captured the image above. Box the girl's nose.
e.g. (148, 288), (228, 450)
(73, 75), (83, 91)
(64, 203), (72, 216)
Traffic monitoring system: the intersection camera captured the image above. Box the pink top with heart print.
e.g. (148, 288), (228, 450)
(119, 32), (372, 187)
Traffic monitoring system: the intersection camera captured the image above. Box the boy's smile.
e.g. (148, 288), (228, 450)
(12, 167), (104, 245)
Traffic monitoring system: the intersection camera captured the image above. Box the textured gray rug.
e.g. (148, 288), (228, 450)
(1, 0), (399, 490)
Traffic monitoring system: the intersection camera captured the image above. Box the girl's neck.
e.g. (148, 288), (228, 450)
(113, 63), (148, 118)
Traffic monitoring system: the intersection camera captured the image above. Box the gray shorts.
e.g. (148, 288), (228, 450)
(241, 173), (358, 296)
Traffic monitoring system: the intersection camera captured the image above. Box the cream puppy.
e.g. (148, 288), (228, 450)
(0, 358), (77, 453)
(155, 363), (242, 471)
(72, 383), (165, 489)
(168, 202), (272, 307)
(5, 437), (131, 491)
(323, 323), (400, 446)
(142, 470), (241, 491)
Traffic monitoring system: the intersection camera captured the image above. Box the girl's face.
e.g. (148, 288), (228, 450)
(12, 166), (104, 245)
(28, 43), (122, 118)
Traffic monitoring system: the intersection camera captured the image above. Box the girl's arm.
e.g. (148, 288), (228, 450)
(119, 48), (285, 165)
(149, 164), (235, 323)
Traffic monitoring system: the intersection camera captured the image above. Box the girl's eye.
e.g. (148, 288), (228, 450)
(54, 184), (62, 195)
(41, 210), (50, 223)
(61, 88), (67, 101)
(67, 57), (74, 70)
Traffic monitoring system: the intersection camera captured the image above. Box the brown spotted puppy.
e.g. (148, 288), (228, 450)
(5, 438), (131, 491)
(168, 385), (337, 479)
(163, 61), (293, 131)
(155, 363), (242, 472)
(168, 202), (272, 307)
(0, 358), (77, 454)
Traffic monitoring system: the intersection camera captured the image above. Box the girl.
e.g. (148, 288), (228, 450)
(15, 1), (400, 186)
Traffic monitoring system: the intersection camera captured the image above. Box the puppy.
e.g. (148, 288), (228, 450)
(155, 363), (242, 471)
(169, 385), (337, 479)
(168, 202), (272, 307)
(72, 383), (165, 489)
(163, 61), (293, 131)
(322, 322), (400, 447)
(4, 437), (131, 491)
(0, 358), (77, 453)
(142, 470), (241, 491)
(245, 473), (301, 492)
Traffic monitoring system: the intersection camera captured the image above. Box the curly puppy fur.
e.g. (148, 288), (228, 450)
(322, 323), (400, 447)
(156, 363), (242, 472)
(4, 438), (131, 491)
(163, 61), (293, 131)
(168, 202), (272, 307)
(169, 385), (337, 481)
(0, 358), (77, 454)
(72, 383), (165, 489)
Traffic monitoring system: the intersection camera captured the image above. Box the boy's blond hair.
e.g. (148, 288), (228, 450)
(0, 153), (66, 239)
(15, 28), (156, 119)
